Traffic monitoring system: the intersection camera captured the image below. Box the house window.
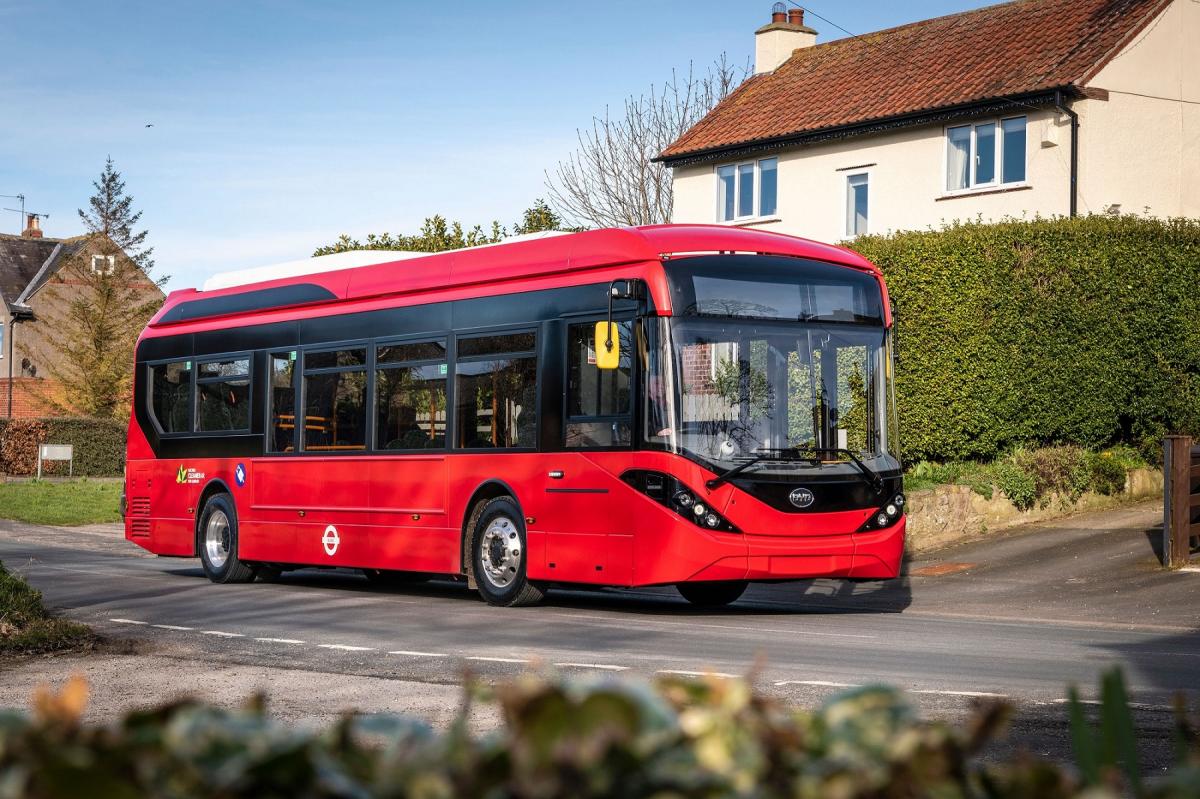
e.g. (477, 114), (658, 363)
(716, 157), (778, 221)
(0, 323), (5, 359)
(90, 254), (116, 274)
(846, 173), (869, 237)
(945, 116), (1026, 191)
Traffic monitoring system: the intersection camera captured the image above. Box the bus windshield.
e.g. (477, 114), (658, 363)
(646, 256), (900, 476)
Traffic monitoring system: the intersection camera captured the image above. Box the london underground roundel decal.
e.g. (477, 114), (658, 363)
(322, 525), (340, 556)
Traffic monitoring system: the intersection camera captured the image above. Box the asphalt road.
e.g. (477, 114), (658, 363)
(2, 501), (1197, 769)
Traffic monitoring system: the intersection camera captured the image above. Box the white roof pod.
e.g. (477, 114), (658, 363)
(200, 231), (571, 292)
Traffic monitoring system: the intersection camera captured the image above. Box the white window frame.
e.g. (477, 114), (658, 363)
(943, 114), (1027, 194)
(714, 157), (779, 222)
(845, 172), (869, 237)
(90, 254), (116, 275)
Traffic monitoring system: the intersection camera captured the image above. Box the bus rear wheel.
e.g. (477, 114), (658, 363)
(198, 493), (255, 584)
(471, 497), (545, 607)
(676, 581), (748, 608)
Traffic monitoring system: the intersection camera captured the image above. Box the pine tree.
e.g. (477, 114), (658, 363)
(24, 159), (164, 419)
(78, 156), (158, 275)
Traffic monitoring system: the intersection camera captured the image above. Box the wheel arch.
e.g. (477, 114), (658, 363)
(194, 478), (235, 556)
(459, 479), (524, 579)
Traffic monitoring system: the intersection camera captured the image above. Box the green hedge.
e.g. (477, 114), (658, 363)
(0, 418), (125, 476)
(0, 670), (1196, 797)
(853, 215), (1200, 462)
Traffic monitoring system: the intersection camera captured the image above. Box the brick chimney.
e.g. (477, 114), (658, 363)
(755, 3), (817, 74)
(21, 214), (43, 238)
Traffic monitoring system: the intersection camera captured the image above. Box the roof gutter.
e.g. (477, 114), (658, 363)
(656, 89), (1073, 168)
(1054, 89), (1079, 218)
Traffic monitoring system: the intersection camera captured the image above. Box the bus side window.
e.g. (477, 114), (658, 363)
(565, 321), (632, 448)
(454, 331), (537, 449)
(150, 360), (193, 434)
(269, 353), (297, 452)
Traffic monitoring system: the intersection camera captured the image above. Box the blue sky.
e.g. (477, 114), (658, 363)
(0, 0), (993, 291)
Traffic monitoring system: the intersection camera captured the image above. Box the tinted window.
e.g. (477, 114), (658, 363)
(197, 358), (251, 432)
(269, 353), (297, 452)
(455, 355), (537, 448)
(567, 322), (631, 418)
(303, 371), (367, 451)
(199, 359), (249, 378)
(305, 348), (366, 370)
(457, 332), (535, 358)
(376, 364), (447, 449)
(669, 255), (884, 325)
(377, 340), (446, 364)
(151, 361), (192, 433)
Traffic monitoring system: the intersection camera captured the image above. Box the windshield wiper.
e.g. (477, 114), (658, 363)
(800, 448), (885, 494)
(704, 447), (885, 494)
(705, 448), (820, 490)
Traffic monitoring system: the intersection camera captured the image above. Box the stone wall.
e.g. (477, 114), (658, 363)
(905, 468), (1163, 553)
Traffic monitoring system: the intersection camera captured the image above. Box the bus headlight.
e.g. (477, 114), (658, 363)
(857, 492), (907, 532)
(621, 470), (740, 534)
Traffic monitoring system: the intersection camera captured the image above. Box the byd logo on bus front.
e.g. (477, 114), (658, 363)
(788, 487), (815, 509)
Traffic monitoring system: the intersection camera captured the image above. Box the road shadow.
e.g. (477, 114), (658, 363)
(164, 560), (914, 617)
(1088, 627), (1200, 699)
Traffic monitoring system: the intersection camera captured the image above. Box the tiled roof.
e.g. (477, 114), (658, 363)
(0, 233), (86, 309)
(660, 0), (1169, 162)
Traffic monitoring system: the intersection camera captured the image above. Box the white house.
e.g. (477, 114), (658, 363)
(660, 0), (1199, 242)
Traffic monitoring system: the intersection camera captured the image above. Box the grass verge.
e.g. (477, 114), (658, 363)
(0, 479), (121, 526)
(0, 560), (94, 655)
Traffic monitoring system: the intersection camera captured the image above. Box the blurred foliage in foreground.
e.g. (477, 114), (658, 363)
(1, 668), (1198, 798)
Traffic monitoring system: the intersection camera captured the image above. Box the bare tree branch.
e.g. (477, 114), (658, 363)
(547, 54), (747, 228)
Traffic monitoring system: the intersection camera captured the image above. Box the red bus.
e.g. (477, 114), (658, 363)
(124, 224), (903, 607)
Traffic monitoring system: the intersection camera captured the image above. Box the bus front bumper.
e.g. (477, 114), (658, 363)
(687, 517), (905, 582)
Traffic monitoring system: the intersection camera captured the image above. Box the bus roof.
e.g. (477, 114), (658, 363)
(150, 225), (879, 328)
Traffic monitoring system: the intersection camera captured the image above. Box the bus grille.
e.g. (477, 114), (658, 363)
(130, 518), (151, 536)
(130, 497), (151, 516)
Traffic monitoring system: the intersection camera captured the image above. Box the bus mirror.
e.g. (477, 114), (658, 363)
(594, 321), (620, 369)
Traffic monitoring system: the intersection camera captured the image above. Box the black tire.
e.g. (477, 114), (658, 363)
(362, 569), (429, 587)
(470, 496), (545, 607)
(197, 493), (255, 584)
(676, 580), (748, 608)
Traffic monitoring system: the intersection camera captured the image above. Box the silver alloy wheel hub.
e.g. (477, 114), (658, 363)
(205, 510), (231, 570)
(479, 515), (521, 590)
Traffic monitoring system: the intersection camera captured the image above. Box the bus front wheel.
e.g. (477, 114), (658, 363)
(198, 493), (255, 584)
(471, 497), (545, 607)
(676, 581), (748, 608)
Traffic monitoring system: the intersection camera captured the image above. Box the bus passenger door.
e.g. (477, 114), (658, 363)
(539, 319), (635, 585)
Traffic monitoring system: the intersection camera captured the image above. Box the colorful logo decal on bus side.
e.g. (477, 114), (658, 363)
(322, 525), (340, 556)
(175, 465), (205, 485)
(788, 487), (815, 508)
(234, 463), (247, 487)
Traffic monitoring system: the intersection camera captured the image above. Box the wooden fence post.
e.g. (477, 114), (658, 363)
(1163, 435), (1194, 568)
